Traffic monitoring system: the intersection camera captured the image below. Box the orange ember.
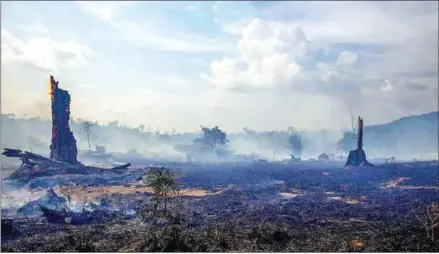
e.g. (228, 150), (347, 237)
(48, 76), (52, 99)
(351, 239), (364, 247)
(48, 75), (56, 100)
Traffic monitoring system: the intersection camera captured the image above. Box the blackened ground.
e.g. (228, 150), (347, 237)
(2, 212), (438, 252)
(1, 161), (438, 252)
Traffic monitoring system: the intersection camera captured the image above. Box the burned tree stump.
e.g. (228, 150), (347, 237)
(345, 117), (374, 167)
(49, 75), (78, 165)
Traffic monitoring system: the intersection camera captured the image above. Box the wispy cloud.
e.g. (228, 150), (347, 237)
(198, 1), (438, 128)
(1, 28), (96, 73)
(76, 1), (233, 53)
(75, 1), (135, 23)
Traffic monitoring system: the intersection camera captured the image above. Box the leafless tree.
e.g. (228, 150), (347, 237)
(413, 202), (439, 241)
(81, 120), (95, 150)
(385, 157), (395, 164)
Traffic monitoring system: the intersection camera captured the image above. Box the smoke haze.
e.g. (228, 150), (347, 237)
(2, 112), (437, 165)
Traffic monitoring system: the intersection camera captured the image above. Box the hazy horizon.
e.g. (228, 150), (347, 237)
(1, 110), (437, 134)
(2, 1), (438, 133)
(2, 111), (438, 162)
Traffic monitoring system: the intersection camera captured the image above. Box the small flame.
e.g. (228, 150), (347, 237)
(351, 239), (364, 247)
(49, 75), (56, 101)
(48, 76), (52, 99)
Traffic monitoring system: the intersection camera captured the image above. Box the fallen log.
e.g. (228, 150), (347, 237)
(21, 157), (37, 168)
(3, 148), (84, 169)
(108, 163), (132, 171)
(2, 148), (131, 174)
(86, 163), (132, 172)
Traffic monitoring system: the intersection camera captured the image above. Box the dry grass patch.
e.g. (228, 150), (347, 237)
(382, 177), (410, 188)
(56, 185), (233, 203)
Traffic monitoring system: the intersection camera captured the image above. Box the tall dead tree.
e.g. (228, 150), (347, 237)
(344, 117), (373, 167)
(49, 75), (78, 165)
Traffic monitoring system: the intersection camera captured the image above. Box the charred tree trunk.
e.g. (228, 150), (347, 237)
(357, 117), (363, 151)
(49, 75), (78, 165)
(345, 117), (374, 167)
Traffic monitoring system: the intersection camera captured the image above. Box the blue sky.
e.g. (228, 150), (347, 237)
(1, 1), (438, 132)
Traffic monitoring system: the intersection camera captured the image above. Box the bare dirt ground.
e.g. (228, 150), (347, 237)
(1, 160), (438, 252)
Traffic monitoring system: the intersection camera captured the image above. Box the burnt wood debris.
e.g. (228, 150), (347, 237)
(344, 117), (374, 167)
(2, 75), (131, 173)
(49, 75), (78, 165)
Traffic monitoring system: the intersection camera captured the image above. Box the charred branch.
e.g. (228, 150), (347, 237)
(108, 163), (132, 171)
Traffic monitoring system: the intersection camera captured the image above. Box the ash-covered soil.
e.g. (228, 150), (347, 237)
(1, 160), (438, 252)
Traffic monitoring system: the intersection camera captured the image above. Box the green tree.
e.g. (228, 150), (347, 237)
(144, 167), (176, 216)
(193, 126), (228, 151)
